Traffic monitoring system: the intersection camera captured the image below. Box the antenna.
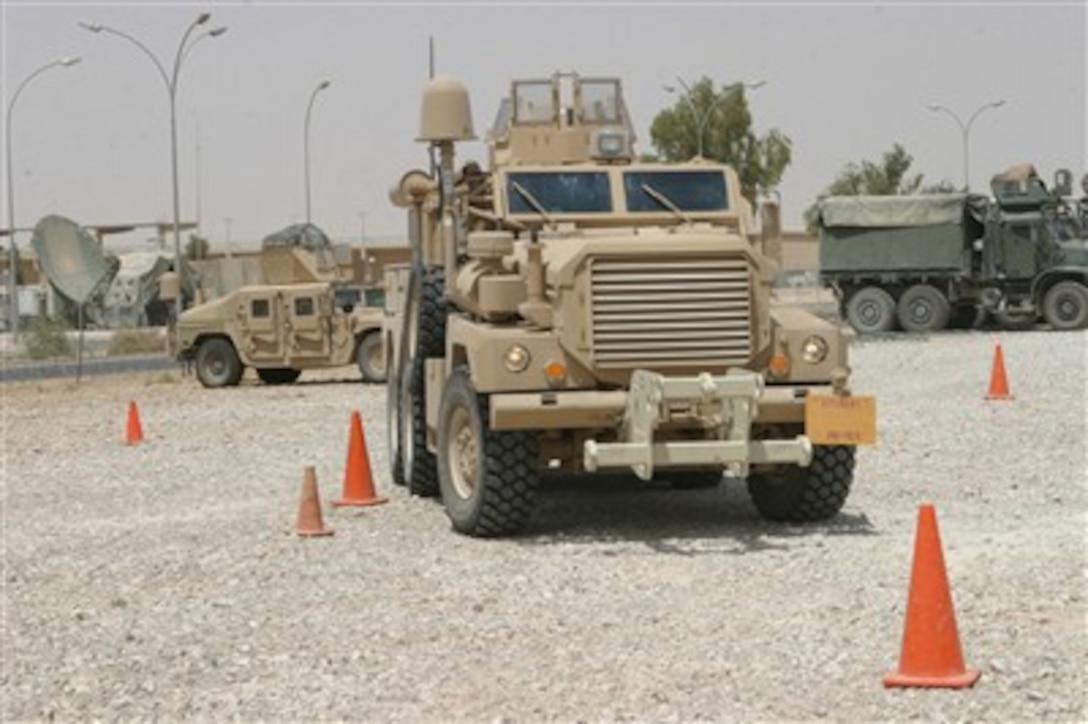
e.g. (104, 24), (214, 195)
(429, 36), (435, 78)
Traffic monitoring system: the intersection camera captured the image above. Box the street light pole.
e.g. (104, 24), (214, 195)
(926, 100), (1007, 191)
(664, 76), (766, 159)
(304, 80), (331, 225)
(5, 56), (81, 336)
(80, 14), (226, 320)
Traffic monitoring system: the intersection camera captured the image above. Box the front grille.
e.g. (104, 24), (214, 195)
(589, 256), (752, 368)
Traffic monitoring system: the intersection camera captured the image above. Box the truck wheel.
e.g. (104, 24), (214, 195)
(747, 445), (855, 523)
(256, 368), (300, 385)
(195, 338), (244, 388)
(399, 267), (448, 497)
(438, 367), (540, 537)
(845, 287), (896, 333)
(356, 332), (386, 383)
(896, 284), (950, 332)
(1043, 280), (1088, 330)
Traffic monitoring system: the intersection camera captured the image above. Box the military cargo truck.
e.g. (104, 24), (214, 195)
(173, 224), (389, 387)
(383, 72), (876, 537)
(819, 165), (1088, 333)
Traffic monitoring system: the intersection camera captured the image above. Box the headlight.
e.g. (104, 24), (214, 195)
(503, 344), (531, 373)
(801, 335), (829, 364)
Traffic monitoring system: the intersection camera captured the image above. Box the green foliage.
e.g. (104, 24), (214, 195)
(804, 144), (957, 232)
(649, 77), (792, 206)
(107, 330), (165, 357)
(185, 233), (210, 260)
(22, 317), (73, 359)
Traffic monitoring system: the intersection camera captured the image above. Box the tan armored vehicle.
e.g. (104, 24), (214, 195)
(384, 72), (876, 536)
(173, 225), (389, 387)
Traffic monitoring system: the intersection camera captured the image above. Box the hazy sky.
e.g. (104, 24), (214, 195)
(2, 1), (1085, 251)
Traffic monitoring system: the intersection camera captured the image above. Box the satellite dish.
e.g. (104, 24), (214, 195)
(30, 215), (119, 304)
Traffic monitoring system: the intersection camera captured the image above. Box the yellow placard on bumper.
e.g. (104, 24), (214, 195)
(804, 394), (877, 446)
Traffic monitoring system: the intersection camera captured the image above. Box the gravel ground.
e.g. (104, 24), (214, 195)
(2, 329), (1085, 721)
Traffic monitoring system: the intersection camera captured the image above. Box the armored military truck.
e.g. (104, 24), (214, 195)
(384, 72), (876, 537)
(819, 165), (1088, 333)
(173, 224), (388, 387)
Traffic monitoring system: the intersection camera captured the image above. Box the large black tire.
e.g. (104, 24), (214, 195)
(438, 367), (540, 537)
(356, 331), (386, 383)
(845, 287), (896, 334)
(195, 337), (244, 388)
(1043, 280), (1088, 330)
(256, 368), (301, 385)
(400, 267), (447, 497)
(896, 284), (950, 332)
(747, 445), (856, 523)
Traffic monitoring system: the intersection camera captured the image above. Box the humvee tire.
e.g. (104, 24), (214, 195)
(401, 267), (447, 497)
(387, 332), (406, 487)
(356, 331), (386, 383)
(747, 444), (855, 522)
(845, 287), (896, 334)
(897, 284), (950, 332)
(257, 368), (301, 385)
(195, 337), (244, 388)
(437, 367), (540, 537)
(1043, 280), (1088, 330)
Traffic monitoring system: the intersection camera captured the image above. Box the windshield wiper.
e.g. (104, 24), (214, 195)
(641, 183), (694, 225)
(511, 181), (557, 230)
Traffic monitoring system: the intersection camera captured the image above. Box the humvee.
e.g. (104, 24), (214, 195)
(384, 72), (876, 536)
(173, 225), (390, 388)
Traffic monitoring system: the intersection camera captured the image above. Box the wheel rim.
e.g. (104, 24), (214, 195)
(447, 406), (479, 500)
(206, 353), (227, 382)
(908, 298), (933, 325)
(857, 299), (883, 326)
(1054, 291), (1081, 323)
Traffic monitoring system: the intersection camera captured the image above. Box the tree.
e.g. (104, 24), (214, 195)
(185, 233), (210, 260)
(649, 76), (792, 206)
(803, 144), (957, 231)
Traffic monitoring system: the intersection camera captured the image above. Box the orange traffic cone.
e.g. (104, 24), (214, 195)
(295, 466), (334, 537)
(333, 410), (388, 507)
(985, 342), (1013, 400)
(124, 400), (144, 445)
(884, 504), (980, 688)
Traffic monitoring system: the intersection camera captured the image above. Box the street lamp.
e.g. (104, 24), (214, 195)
(304, 80), (331, 224)
(663, 76), (766, 159)
(926, 100), (1007, 191)
(80, 14), (227, 320)
(5, 56), (81, 336)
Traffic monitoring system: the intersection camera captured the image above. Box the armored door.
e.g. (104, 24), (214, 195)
(282, 288), (332, 362)
(241, 291), (285, 362)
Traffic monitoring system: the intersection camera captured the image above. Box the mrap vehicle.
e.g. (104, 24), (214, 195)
(384, 72), (876, 536)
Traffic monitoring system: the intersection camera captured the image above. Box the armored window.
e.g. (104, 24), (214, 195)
(506, 172), (612, 214)
(624, 170), (729, 213)
(365, 288), (386, 307)
(294, 297), (315, 316)
(251, 299), (270, 318)
(581, 80), (621, 124)
(512, 81), (553, 124)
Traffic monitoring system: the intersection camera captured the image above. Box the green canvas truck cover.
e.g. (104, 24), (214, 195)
(818, 194), (987, 274)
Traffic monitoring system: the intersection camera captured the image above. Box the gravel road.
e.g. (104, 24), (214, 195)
(3, 329), (1085, 721)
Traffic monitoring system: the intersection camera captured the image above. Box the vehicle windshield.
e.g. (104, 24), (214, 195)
(506, 172), (612, 214)
(623, 170), (729, 213)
